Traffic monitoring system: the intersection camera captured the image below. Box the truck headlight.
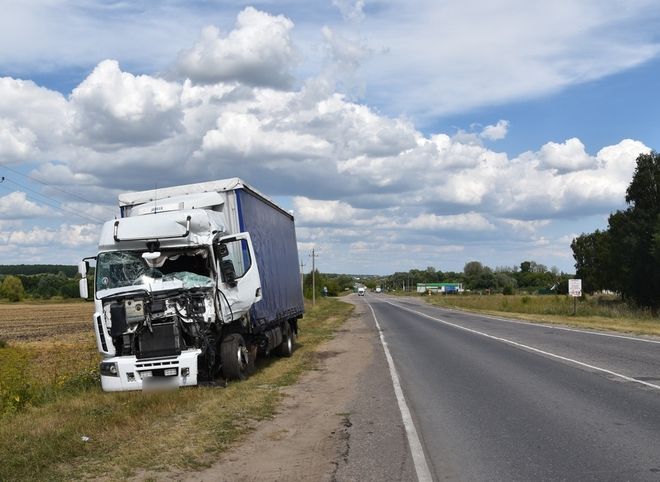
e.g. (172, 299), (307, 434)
(100, 361), (119, 377)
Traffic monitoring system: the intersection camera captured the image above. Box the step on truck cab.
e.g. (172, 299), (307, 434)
(79, 178), (304, 391)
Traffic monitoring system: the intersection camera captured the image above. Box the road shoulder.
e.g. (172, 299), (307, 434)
(168, 296), (413, 481)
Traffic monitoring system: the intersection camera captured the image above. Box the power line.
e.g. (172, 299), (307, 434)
(1, 176), (106, 223)
(0, 180), (105, 224)
(1, 163), (98, 205)
(0, 164), (117, 218)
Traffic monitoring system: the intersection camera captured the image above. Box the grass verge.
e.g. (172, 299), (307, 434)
(425, 294), (660, 336)
(0, 297), (353, 481)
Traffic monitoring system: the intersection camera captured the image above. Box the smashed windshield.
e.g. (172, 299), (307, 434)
(96, 250), (213, 290)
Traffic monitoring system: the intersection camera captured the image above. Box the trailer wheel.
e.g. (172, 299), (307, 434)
(221, 334), (250, 380)
(277, 323), (294, 357)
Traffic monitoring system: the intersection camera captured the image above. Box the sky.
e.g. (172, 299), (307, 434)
(1, 0), (659, 275)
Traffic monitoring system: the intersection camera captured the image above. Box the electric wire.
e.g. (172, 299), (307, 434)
(1, 165), (118, 218)
(2, 163), (101, 205)
(0, 180), (105, 224)
(1, 176), (107, 222)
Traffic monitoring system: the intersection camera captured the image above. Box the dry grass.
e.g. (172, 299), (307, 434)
(426, 294), (660, 336)
(0, 298), (353, 481)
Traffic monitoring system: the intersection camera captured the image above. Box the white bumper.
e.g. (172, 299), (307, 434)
(100, 349), (202, 392)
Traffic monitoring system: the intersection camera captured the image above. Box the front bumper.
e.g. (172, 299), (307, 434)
(99, 349), (201, 392)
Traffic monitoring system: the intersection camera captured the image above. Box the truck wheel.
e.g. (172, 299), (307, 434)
(277, 323), (294, 357)
(221, 334), (250, 380)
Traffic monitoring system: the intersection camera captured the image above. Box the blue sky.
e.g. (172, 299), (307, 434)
(0, 1), (658, 275)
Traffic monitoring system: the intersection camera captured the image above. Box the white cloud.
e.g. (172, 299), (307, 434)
(361, 0), (660, 117)
(407, 212), (495, 231)
(70, 60), (182, 147)
(0, 191), (50, 219)
(0, 120), (38, 161)
(0, 77), (69, 158)
(292, 198), (345, 224)
(175, 8), (296, 89)
(538, 137), (595, 172)
(333, 0), (366, 23)
(3, 223), (97, 247)
(501, 219), (552, 234)
(197, 112), (332, 160)
(480, 120), (509, 141)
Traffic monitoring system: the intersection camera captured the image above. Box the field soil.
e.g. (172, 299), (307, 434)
(0, 302), (94, 345)
(155, 298), (379, 482)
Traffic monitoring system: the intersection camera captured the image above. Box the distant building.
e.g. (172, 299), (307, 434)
(416, 282), (463, 294)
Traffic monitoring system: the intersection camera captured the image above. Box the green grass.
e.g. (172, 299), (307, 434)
(425, 294), (660, 336)
(0, 297), (353, 481)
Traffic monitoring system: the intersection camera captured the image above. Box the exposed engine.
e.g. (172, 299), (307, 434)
(102, 287), (219, 378)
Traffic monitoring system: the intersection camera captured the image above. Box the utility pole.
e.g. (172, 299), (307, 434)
(299, 260), (305, 294)
(310, 248), (319, 306)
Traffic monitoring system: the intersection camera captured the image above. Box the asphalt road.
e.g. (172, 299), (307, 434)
(364, 295), (660, 482)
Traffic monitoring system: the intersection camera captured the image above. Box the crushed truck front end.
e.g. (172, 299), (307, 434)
(88, 209), (228, 391)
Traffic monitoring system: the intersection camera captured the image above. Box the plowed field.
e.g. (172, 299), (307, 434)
(0, 302), (95, 345)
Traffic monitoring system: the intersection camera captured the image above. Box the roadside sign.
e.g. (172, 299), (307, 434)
(568, 279), (582, 297)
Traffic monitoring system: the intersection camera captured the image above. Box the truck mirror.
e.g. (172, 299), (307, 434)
(221, 259), (237, 287)
(217, 243), (229, 258)
(78, 260), (89, 277)
(79, 278), (89, 299)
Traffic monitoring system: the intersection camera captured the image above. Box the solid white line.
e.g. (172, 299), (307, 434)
(366, 301), (434, 482)
(386, 301), (660, 392)
(435, 305), (660, 344)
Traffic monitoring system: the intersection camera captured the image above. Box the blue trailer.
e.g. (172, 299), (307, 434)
(81, 178), (304, 391)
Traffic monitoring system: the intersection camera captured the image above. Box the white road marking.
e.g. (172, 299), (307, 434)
(434, 304), (660, 344)
(366, 301), (434, 482)
(386, 301), (660, 392)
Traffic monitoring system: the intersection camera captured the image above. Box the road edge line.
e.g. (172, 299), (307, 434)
(366, 301), (434, 482)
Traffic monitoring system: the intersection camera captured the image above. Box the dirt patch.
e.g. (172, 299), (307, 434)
(161, 299), (375, 482)
(310, 350), (345, 361)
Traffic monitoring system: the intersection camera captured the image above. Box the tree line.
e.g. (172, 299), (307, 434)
(0, 271), (81, 302)
(370, 261), (571, 295)
(571, 151), (660, 311)
(299, 260), (572, 300)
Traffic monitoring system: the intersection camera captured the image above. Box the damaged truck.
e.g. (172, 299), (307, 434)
(79, 178), (304, 391)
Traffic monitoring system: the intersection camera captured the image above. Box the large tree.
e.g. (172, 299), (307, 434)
(571, 229), (612, 293)
(617, 151), (660, 309)
(572, 151), (660, 309)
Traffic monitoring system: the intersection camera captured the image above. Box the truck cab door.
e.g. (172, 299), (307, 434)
(215, 232), (262, 321)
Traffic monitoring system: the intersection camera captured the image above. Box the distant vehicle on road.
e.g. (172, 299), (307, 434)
(358, 287), (365, 296)
(375, 287), (382, 293)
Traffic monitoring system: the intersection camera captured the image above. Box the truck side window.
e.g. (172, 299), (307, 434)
(219, 239), (252, 279)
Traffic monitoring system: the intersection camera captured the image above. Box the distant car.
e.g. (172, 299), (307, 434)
(357, 287), (365, 296)
(375, 287), (382, 293)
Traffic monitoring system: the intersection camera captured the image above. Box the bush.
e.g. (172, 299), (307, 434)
(502, 285), (514, 295)
(0, 276), (25, 302)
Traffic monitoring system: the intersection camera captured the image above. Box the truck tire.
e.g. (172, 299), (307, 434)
(277, 322), (294, 357)
(221, 334), (250, 380)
